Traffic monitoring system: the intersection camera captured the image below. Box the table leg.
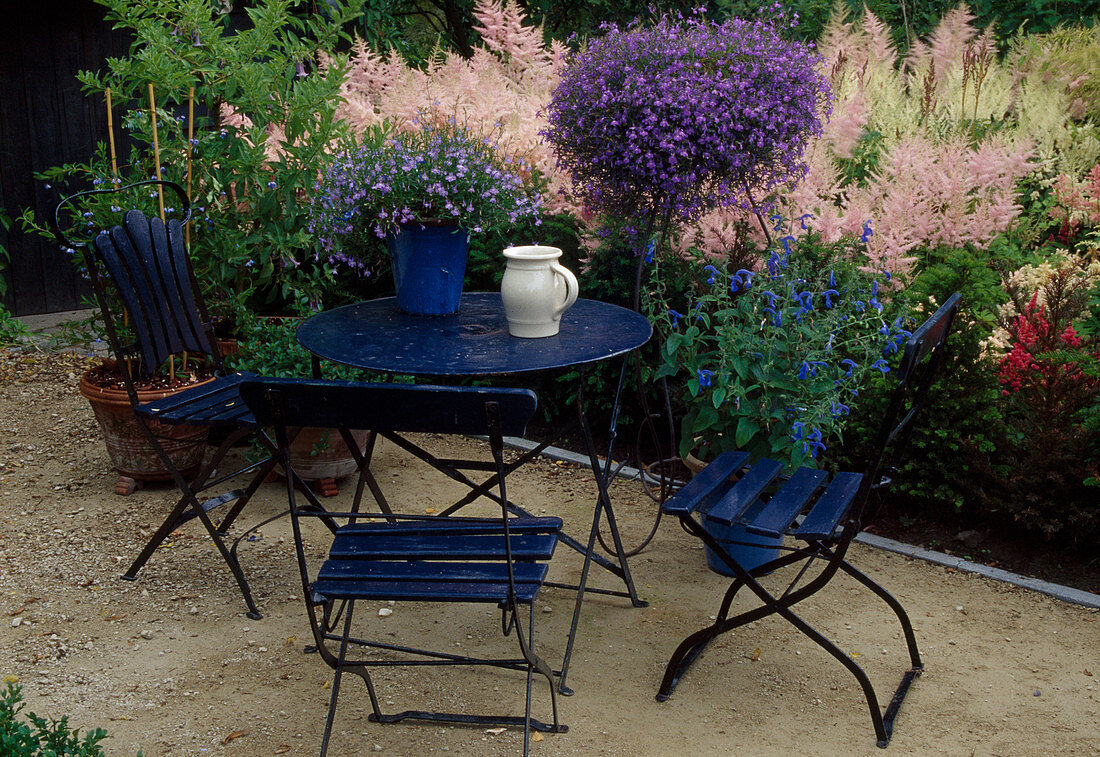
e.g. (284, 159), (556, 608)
(557, 361), (648, 695)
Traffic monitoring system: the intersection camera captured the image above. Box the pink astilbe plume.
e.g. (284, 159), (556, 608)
(907, 3), (978, 84)
(330, 0), (575, 214)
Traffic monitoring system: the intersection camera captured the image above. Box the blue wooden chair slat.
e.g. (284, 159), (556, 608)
(317, 560), (550, 585)
(329, 529), (559, 562)
(703, 457), (785, 526)
(656, 293), (962, 750)
(743, 467), (829, 538)
(792, 471), (864, 540)
(239, 377), (565, 756)
(660, 450), (749, 517)
(53, 181), (276, 620)
(338, 516), (562, 536)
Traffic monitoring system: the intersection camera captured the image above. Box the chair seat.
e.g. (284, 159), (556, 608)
(135, 371), (259, 427)
(314, 560), (550, 603)
(661, 450), (863, 543)
(329, 517), (561, 561)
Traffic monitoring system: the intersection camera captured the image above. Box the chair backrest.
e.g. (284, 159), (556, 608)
(239, 378), (538, 439)
(52, 180), (216, 380)
(856, 292), (962, 515)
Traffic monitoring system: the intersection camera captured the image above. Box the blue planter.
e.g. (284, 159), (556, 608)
(386, 223), (469, 315)
(703, 511), (783, 576)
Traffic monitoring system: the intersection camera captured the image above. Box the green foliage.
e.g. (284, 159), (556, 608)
(0, 682), (117, 756)
(650, 228), (909, 469)
(23, 0), (362, 329)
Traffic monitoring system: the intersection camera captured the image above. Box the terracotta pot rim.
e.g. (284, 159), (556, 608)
(79, 364), (216, 406)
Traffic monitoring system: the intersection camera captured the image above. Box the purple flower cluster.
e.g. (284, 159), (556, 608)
(544, 11), (831, 224)
(309, 124), (542, 270)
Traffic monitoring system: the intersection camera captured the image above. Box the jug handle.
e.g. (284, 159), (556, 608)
(551, 260), (579, 318)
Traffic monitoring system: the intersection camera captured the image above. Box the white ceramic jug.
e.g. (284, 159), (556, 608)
(501, 245), (579, 338)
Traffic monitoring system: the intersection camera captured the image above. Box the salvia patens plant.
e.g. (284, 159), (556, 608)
(309, 122), (542, 274)
(649, 221), (911, 470)
(543, 8), (831, 229)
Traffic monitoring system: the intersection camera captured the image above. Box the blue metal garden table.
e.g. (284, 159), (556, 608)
(297, 292), (652, 693)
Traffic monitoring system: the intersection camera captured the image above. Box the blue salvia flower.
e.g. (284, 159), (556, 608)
(881, 269), (892, 281)
(823, 288), (838, 308)
(841, 358), (858, 378)
(830, 400), (850, 417)
(781, 235), (794, 257)
(734, 269), (755, 289)
(878, 324), (890, 337)
(797, 362), (810, 380)
(860, 219), (873, 244)
(762, 290), (778, 307)
(771, 214), (784, 232)
(797, 291), (813, 312)
(883, 340), (899, 356)
(644, 237), (656, 264)
(791, 422), (805, 440)
(730, 275), (740, 293)
(703, 264), (719, 285)
(668, 309), (683, 327)
(798, 213), (814, 230)
(767, 252), (782, 276)
(871, 358), (890, 373)
(828, 269), (836, 287)
(697, 369), (714, 388)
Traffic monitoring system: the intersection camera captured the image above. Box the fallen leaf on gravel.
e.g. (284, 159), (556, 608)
(274, 746), (291, 754)
(486, 728), (506, 735)
(285, 636), (296, 646)
(3, 676), (18, 684)
(7, 606), (25, 616)
(1086, 669), (1093, 676)
(222, 730), (248, 745)
(532, 732), (544, 742)
(751, 648), (761, 661)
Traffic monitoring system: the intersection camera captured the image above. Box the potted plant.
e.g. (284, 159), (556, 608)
(228, 311), (378, 496)
(310, 122), (543, 315)
(649, 225), (913, 573)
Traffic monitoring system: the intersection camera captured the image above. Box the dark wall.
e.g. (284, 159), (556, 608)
(0, 0), (131, 315)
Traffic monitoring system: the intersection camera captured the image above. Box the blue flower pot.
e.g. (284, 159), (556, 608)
(386, 223), (469, 315)
(702, 509), (783, 577)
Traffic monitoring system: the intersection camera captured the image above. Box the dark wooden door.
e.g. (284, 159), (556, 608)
(0, 0), (131, 315)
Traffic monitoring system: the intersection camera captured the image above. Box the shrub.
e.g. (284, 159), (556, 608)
(649, 226), (909, 469)
(0, 682), (115, 756)
(544, 9), (830, 228)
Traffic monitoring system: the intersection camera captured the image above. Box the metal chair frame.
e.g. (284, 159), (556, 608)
(240, 378), (566, 756)
(52, 180), (279, 618)
(656, 293), (962, 748)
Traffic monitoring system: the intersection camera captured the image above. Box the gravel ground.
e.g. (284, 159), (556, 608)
(1, 348), (1098, 756)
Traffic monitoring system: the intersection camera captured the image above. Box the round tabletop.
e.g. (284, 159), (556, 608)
(297, 292), (652, 378)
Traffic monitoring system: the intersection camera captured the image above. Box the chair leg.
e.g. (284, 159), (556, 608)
(320, 600), (357, 757)
(838, 559), (923, 669)
(772, 601), (890, 746)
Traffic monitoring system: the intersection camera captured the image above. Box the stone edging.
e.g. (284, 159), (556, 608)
(502, 436), (1100, 610)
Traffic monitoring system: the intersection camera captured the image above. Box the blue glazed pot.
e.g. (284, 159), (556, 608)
(387, 223), (469, 315)
(702, 508), (783, 576)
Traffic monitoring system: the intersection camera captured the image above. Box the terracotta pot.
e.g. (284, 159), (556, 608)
(285, 427), (370, 482)
(79, 368), (213, 491)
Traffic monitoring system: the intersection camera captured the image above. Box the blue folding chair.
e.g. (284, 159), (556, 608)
(656, 293), (961, 748)
(240, 378), (566, 756)
(53, 180), (279, 619)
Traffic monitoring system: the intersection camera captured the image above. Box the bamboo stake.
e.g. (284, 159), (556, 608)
(106, 88), (119, 178)
(107, 88), (134, 377)
(148, 84), (165, 220)
(148, 84), (173, 380)
(185, 86), (194, 250)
